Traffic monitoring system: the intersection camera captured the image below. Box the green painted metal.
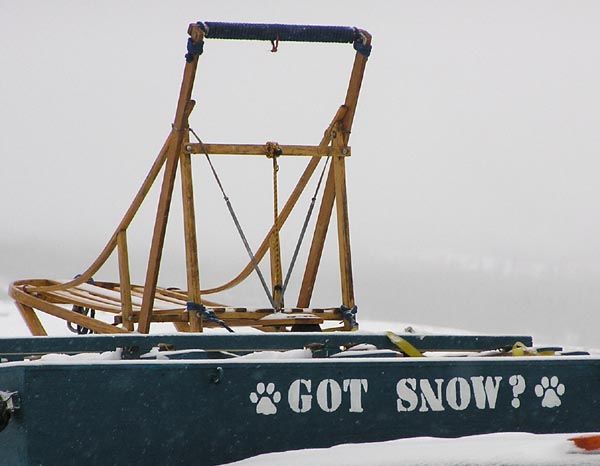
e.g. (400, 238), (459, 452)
(0, 333), (598, 465)
(0, 357), (598, 464)
(0, 333), (533, 361)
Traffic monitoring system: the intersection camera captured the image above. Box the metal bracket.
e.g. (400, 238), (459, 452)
(0, 391), (21, 433)
(0, 391), (20, 412)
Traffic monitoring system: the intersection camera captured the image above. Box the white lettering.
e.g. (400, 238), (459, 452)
(418, 379), (445, 412)
(316, 379), (342, 412)
(288, 379), (312, 413)
(343, 379), (368, 413)
(471, 376), (502, 409)
(446, 377), (471, 410)
(396, 378), (419, 412)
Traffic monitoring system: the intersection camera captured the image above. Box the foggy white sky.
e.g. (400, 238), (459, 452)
(1, 1), (600, 345)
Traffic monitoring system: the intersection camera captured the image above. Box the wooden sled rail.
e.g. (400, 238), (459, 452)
(9, 279), (342, 336)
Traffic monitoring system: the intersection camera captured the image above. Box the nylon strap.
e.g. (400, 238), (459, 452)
(386, 331), (423, 357)
(187, 301), (234, 333)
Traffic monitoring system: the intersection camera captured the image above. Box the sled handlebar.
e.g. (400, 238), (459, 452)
(196, 21), (368, 43)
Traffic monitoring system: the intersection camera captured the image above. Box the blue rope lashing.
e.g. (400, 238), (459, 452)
(353, 38), (372, 58)
(339, 304), (359, 330)
(185, 37), (204, 63)
(187, 301), (234, 333)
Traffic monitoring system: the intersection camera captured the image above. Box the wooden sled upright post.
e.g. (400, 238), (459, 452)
(298, 32), (371, 321)
(139, 25), (204, 333)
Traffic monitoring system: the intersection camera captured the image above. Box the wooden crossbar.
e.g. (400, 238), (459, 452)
(114, 311), (325, 327)
(184, 143), (350, 157)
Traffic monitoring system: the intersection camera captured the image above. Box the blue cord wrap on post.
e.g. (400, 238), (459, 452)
(196, 22), (372, 57)
(185, 37), (204, 63)
(339, 304), (359, 330)
(353, 39), (372, 58)
(186, 301), (234, 333)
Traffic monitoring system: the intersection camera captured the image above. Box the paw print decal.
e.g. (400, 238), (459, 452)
(249, 382), (281, 415)
(535, 376), (565, 408)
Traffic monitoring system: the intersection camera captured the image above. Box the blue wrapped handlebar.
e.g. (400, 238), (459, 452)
(185, 22), (372, 62)
(197, 21), (364, 44)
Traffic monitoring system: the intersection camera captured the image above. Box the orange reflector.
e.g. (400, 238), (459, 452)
(570, 435), (600, 451)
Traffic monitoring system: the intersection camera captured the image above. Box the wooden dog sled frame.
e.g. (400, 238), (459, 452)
(9, 22), (372, 335)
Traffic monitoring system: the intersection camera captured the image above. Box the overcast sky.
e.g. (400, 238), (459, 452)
(2, 1), (600, 345)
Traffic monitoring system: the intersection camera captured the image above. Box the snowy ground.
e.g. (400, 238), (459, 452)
(229, 433), (600, 466)
(2, 300), (599, 465)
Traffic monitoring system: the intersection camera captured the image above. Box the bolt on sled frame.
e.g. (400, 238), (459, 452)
(9, 21), (373, 335)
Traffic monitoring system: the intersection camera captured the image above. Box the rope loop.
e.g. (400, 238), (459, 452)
(265, 141), (282, 158)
